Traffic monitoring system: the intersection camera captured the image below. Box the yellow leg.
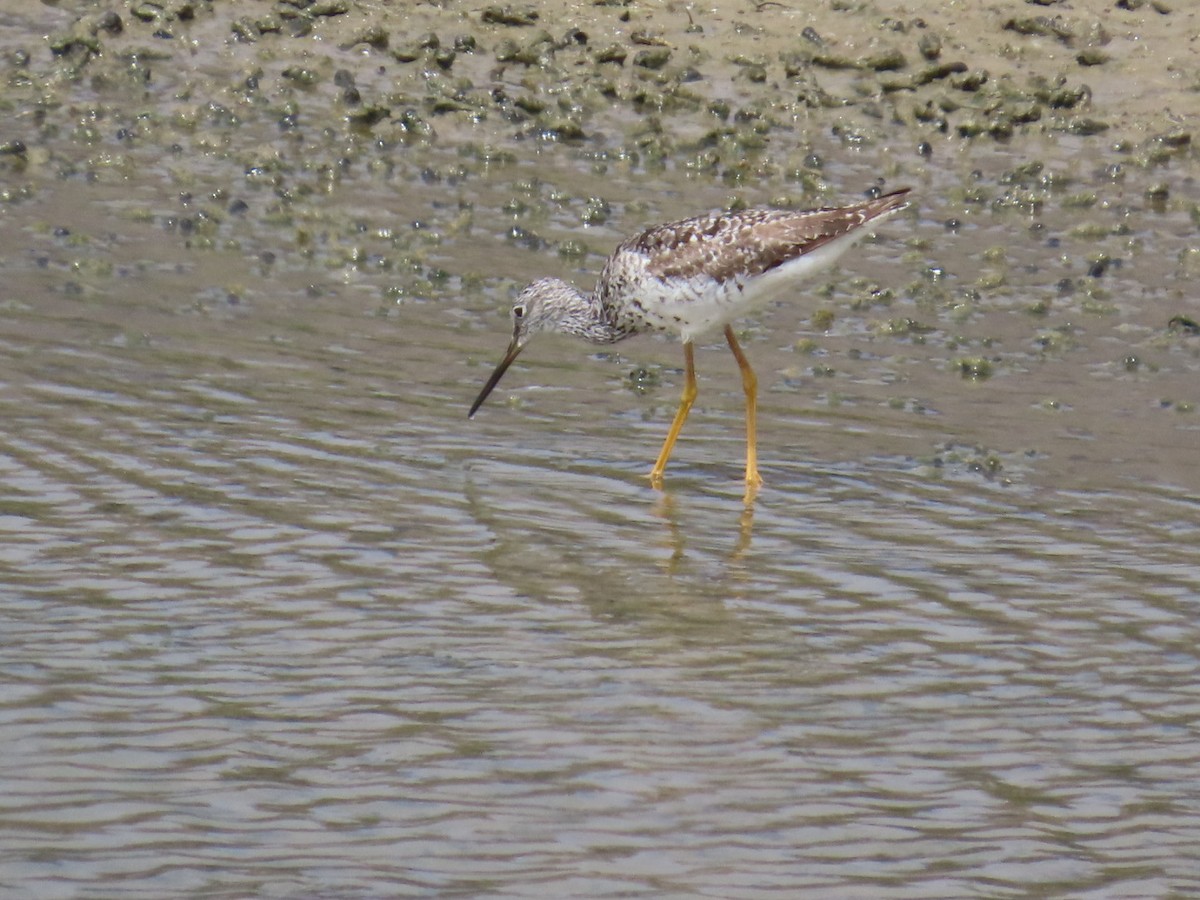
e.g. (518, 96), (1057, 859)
(649, 342), (697, 488)
(725, 325), (763, 489)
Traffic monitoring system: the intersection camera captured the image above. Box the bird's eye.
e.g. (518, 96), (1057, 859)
(513, 304), (526, 319)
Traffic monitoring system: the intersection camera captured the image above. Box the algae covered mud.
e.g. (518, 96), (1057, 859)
(2, 2), (1199, 898)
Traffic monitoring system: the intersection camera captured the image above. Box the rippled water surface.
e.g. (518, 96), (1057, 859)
(5, 192), (1199, 896)
(3, 5), (1200, 897)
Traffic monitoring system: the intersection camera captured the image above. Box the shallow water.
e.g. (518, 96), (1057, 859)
(4, 159), (1199, 897)
(3, 3), (1200, 897)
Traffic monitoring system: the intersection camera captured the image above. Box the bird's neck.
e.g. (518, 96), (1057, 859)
(559, 284), (630, 345)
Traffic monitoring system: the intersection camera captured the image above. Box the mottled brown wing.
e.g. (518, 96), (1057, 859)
(631, 190), (909, 283)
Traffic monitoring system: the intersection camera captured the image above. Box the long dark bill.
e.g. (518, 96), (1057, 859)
(468, 338), (523, 418)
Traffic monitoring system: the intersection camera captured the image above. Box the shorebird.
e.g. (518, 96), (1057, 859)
(469, 188), (911, 490)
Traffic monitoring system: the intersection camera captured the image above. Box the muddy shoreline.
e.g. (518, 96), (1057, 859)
(7, 1), (1197, 188)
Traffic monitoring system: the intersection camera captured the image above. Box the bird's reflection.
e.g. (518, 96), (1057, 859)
(651, 483), (757, 573)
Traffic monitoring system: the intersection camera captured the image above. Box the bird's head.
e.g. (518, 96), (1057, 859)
(468, 278), (576, 418)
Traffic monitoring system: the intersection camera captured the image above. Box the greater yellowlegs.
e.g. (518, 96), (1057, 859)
(469, 188), (911, 489)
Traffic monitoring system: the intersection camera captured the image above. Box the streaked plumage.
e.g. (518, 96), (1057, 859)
(469, 188), (911, 490)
